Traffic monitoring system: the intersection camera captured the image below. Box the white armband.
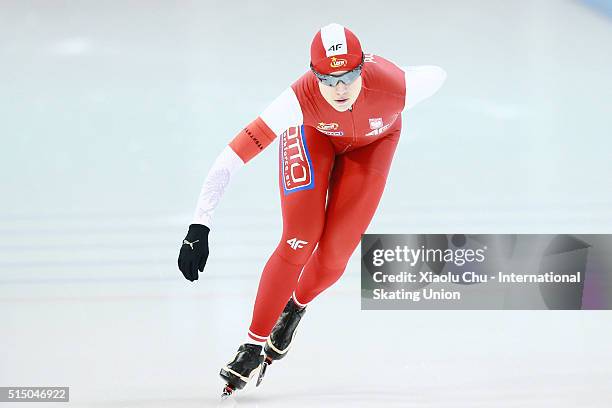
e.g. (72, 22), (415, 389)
(260, 87), (303, 136)
(403, 65), (447, 110)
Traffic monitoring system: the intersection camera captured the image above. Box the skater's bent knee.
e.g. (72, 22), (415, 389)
(274, 244), (313, 266)
(311, 249), (348, 274)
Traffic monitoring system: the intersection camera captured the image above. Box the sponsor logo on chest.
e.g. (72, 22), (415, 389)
(316, 122), (344, 136)
(365, 115), (398, 136)
(369, 117), (383, 129)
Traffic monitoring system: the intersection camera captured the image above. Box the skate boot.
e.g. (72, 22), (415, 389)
(219, 343), (264, 398)
(256, 298), (307, 386)
(265, 298), (306, 361)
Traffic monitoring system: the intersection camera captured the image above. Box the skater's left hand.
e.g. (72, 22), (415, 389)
(178, 224), (210, 282)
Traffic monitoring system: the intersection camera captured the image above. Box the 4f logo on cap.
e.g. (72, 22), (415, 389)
(327, 43), (343, 52)
(281, 125), (314, 195)
(330, 57), (347, 68)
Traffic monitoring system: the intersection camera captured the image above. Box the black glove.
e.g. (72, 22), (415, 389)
(178, 224), (210, 282)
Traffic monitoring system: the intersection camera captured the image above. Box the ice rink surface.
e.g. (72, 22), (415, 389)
(1, 0), (611, 407)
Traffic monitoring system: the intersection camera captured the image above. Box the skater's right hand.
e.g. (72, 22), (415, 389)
(178, 224), (210, 282)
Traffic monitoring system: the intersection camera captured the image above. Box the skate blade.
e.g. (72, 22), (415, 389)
(221, 384), (234, 399)
(255, 362), (267, 387)
(256, 356), (274, 387)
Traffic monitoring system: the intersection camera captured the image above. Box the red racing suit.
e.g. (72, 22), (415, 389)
(193, 54), (446, 341)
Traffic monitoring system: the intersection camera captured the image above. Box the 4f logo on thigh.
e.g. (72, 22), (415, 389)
(287, 238), (308, 250)
(281, 125), (314, 195)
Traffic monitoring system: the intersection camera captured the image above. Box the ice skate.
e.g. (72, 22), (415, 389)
(265, 298), (307, 361)
(219, 343), (264, 398)
(256, 298), (307, 386)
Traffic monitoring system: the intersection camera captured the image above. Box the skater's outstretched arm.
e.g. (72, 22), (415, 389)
(402, 65), (447, 110)
(192, 87), (303, 228)
(178, 87), (304, 282)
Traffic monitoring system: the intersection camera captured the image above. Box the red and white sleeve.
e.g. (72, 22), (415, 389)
(192, 87), (303, 227)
